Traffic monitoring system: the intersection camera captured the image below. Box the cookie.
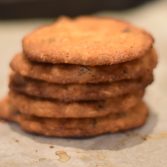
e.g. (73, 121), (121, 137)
(0, 98), (15, 121)
(10, 49), (157, 84)
(9, 72), (153, 101)
(22, 16), (153, 65)
(0, 98), (148, 137)
(9, 90), (143, 118)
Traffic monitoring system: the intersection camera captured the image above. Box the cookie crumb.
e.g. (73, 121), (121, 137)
(15, 139), (19, 143)
(49, 145), (54, 149)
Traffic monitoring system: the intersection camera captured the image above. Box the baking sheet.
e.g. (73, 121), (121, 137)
(0, 1), (167, 166)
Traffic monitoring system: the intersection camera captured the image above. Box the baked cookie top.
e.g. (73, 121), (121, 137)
(23, 16), (154, 65)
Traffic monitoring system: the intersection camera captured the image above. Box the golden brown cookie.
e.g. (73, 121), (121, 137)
(10, 49), (157, 84)
(23, 16), (153, 65)
(9, 72), (153, 101)
(0, 98), (149, 137)
(0, 98), (16, 121)
(9, 90), (143, 118)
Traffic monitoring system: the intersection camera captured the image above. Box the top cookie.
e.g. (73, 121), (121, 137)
(23, 16), (154, 65)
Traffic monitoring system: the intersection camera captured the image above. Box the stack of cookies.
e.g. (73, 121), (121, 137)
(0, 16), (157, 137)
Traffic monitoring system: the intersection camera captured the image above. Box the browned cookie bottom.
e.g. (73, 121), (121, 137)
(0, 98), (148, 137)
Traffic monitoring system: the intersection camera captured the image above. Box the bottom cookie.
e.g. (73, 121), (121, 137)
(0, 98), (148, 137)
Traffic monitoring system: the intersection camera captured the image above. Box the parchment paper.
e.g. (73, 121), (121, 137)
(0, 1), (167, 166)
